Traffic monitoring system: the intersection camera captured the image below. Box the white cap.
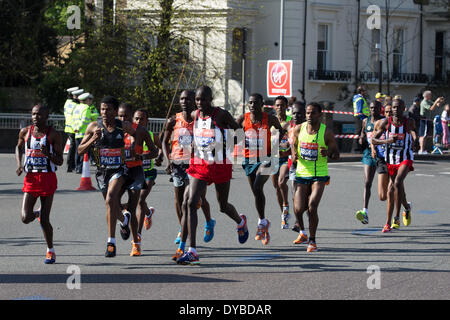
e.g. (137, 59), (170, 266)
(67, 87), (79, 93)
(79, 93), (90, 101)
(72, 89), (84, 96)
(88, 94), (94, 99)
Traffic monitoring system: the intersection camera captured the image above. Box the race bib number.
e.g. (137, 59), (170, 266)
(25, 149), (48, 170)
(300, 142), (318, 161)
(389, 133), (405, 150)
(99, 148), (123, 168)
(178, 135), (193, 147)
(142, 159), (153, 170)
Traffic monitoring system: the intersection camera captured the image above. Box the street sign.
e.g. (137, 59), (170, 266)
(267, 60), (292, 97)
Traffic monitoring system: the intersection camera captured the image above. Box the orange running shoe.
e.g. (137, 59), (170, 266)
(261, 220), (271, 245)
(172, 248), (184, 261)
(130, 242), (141, 256)
(144, 207), (155, 231)
(293, 233), (308, 244)
(306, 241), (318, 252)
(44, 251), (55, 264)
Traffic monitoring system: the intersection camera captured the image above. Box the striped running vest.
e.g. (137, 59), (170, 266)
(384, 117), (414, 165)
(24, 125), (56, 173)
(296, 123), (328, 178)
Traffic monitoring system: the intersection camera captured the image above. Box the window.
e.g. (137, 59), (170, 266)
(317, 24), (329, 71)
(370, 29), (381, 73)
(392, 29), (404, 75)
(435, 31), (445, 80)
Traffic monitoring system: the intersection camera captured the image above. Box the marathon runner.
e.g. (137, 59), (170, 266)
(176, 86), (249, 265)
(132, 108), (163, 238)
(236, 93), (284, 245)
(286, 101), (308, 237)
(271, 96), (292, 229)
(117, 103), (158, 256)
(355, 100), (383, 225)
(290, 102), (340, 252)
(77, 96), (156, 257)
(162, 90), (215, 261)
(15, 104), (64, 264)
(371, 99), (414, 233)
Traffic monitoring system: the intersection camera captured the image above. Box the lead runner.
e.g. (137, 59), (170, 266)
(176, 86), (249, 265)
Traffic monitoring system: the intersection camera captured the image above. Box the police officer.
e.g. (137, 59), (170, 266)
(64, 87), (80, 172)
(72, 92), (92, 173)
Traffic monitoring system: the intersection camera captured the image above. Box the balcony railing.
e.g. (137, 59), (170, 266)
(359, 71), (429, 84)
(308, 69), (352, 82)
(309, 70), (449, 85)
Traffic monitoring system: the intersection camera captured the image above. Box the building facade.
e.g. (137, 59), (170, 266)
(99, 0), (450, 117)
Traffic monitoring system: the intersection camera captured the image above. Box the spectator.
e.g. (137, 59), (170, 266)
(419, 91), (445, 154)
(375, 92), (386, 115)
(384, 95), (392, 107)
(441, 103), (450, 149)
(408, 97), (421, 151)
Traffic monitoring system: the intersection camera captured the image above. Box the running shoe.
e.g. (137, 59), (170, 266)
(44, 251), (55, 264)
(281, 213), (290, 229)
(403, 202), (412, 226)
(130, 242), (141, 256)
(172, 248), (184, 261)
(35, 209), (41, 223)
(144, 207), (155, 231)
(291, 224), (300, 233)
(261, 220), (271, 245)
(355, 210), (369, 224)
(176, 251), (200, 265)
(203, 219), (216, 243)
(119, 212), (131, 240)
(293, 233), (308, 244)
(255, 223), (264, 241)
(105, 242), (116, 257)
(382, 224), (392, 233)
(237, 215), (249, 244)
(392, 217), (400, 229)
(306, 241), (318, 252)
(174, 227), (181, 244)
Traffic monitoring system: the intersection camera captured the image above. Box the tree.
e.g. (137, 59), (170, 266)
(0, 0), (58, 87)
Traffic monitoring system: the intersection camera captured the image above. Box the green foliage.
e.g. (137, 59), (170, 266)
(0, 0), (58, 87)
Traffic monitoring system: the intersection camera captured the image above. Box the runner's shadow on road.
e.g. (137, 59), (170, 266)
(0, 273), (238, 284)
(0, 237), (91, 248)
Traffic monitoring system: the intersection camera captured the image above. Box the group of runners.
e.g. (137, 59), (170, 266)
(15, 86), (417, 265)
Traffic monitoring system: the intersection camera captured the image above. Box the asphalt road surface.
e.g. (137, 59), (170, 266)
(0, 153), (449, 301)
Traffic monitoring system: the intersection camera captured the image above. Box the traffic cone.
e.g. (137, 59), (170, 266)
(76, 153), (96, 191)
(63, 138), (70, 154)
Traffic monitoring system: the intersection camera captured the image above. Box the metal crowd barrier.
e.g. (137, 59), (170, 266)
(0, 113), (166, 133)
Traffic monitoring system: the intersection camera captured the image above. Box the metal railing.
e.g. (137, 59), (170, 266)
(0, 113), (166, 133)
(309, 69), (352, 82)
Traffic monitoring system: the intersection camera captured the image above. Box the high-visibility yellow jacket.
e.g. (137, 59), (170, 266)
(63, 99), (76, 134)
(72, 103), (92, 139)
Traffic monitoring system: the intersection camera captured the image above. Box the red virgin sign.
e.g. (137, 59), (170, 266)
(267, 60), (292, 97)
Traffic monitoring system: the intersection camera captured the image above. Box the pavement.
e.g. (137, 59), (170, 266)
(0, 152), (449, 303)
